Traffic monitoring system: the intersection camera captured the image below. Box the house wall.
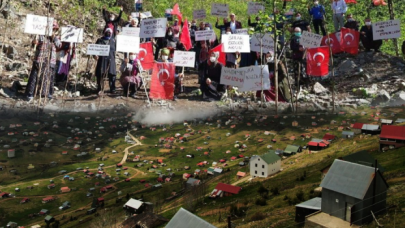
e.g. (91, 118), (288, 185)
(250, 157), (280, 178)
(379, 140), (405, 151)
(358, 173), (387, 225)
(295, 207), (320, 223)
(321, 188), (362, 223)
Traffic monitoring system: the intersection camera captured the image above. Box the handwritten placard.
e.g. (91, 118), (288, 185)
(122, 27), (140, 37)
(222, 34), (250, 53)
(87, 44), (110, 56)
(195, 30), (215, 41)
(140, 18), (167, 38)
(24, 14), (54, 35)
(250, 33), (274, 53)
(240, 65), (270, 92)
(193, 9), (206, 20)
(211, 3), (229, 18)
(248, 2), (265, 15)
(235, 28), (249, 35)
(373, 19), (401, 40)
(116, 35), (140, 53)
(301, 31), (323, 48)
(173, 51), (196, 68)
(61, 27), (83, 43)
(220, 67), (245, 88)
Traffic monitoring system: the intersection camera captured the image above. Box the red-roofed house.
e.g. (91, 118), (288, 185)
(42, 196), (55, 203)
(210, 183), (242, 198)
(351, 123), (364, 134)
(322, 133), (336, 141)
(0, 192), (9, 198)
(60, 187), (71, 193)
(380, 125), (405, 151)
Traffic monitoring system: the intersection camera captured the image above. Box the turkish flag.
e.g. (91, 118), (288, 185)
(306, 47), (329, 77)
(139, 42), (154, 70)
(321, 33), (342, 54)
(180, 18), (192, 51)
(172, 3), (182, 24)
(340, 28), (360, 55)
(208, 44), (226, 66)
(150, 62), (176, 100)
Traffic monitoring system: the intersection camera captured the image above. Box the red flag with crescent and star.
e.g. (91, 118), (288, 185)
(150, 62), (176, 100)
(139, 42), (154, 70)
(340, 28), (360, 55)
(321, 33), (342, 54)
(306, 47), (330, 77)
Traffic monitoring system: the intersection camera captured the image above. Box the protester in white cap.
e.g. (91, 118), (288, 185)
(224, 13), (242, 33)
(198, 51), (226, 101)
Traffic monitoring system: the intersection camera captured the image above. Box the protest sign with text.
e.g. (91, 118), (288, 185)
(239, 65), (270, 92)
(140, 18), (167, 38)
(222, 34), (250, 53)
(250, 33), (274, 53)
(24, 14), (53, 35)
(173, 51), (196, 68)
(235, 29), (249, 35)
(211, 3), (229, 17)
(193, 9), (206, 20)
(61, 27), (84, 43)
(220, 67), (245, 88)
(373, 19), (401, 40)
(116, 35), (140, 53)
(300, 31), (323, 48)
(248, 2), (265, 15)
(122, 27), (140, 37)
(195, 30), (215, 41)
(87, 44), (110, 56)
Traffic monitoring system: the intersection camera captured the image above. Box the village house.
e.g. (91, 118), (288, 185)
(307, 138), (329, 151)
(186, 178), (201, 188)
(341, 131), (355, 139)
(42, 196), (55, 203)
(123, 198), (145, 214)
(7, 149), (15, 158)
(380, 119), (393, 125)
(236, 171), (246, 179)
(121, 212), (169, 228)
(165, 207), (216, 228)
(60, 187), (71, 193)
(209, 183), (241, 198)
(0, 192), (9, 198)
(361, 124), (381, 135)
(283, 145), (302, 156)
(379, 125), (405, 151)
(250, 152), (281, 178)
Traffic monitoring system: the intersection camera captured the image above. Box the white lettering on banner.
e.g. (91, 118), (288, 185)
(122, 27), (140, 37)
(140, 18), (167, 38)
(193, 9), (206, 20)
(116, 35), (140, 53)
(235, 29), (249, 35)
(301, 31), (323, 48)
(24, 14), (54, 36)
(173, 51), (196, 68)
(195, 30), (215, 41)
(87, 44), (110, 56)
(211, 3), (229, 18)
(220, 67), (245, 88)
(247, 2), (265, 15)
(220, 66), (270, 91)
(373, 19), (401, 40)
(222, 34), (251, 53)
(61, 27), (84, 43)
(250, 33), (274, 53)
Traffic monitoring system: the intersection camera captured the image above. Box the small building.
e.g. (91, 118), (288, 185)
(322, 133), (336, 141)
(283, 145), (302, 156)
(213, 167), (223, 175)
(42, 196), (55, 203)
(250, 152), (281, 178)
(39, 209), (49, 215)
(380, 119), (393, 125)
(123, 198), (145, 214)
(7, 149), (15, 158)
(351, 123), (364, 134)
(307, 139), (329, 151)
(47, 184), (55, 189)
(59, 201), (70, 210)
(0, 192), (9, 198)
(395, 118), (405, 124)
(165, 207), (216, 228)
(186, 178), (201, 188)
(295, 197), (322, 223)
(342, 131), (355, 139)
(209, 183), (241, 198)
(379, 125), (405, 151)
(60, 187), (71, 193)
(361, 124), (381, 135)
(236, 171), (246, 179)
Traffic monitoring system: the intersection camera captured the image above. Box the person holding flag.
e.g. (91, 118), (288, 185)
(158, 48), (183, 101)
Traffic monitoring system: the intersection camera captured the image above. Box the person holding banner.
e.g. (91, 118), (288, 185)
(102, 5), (123, 37)
(225, 13), (242, 34)
(344, 14), (359, 31)
(119, 53), (142, 98)
(248, 16), (260, 31)
(25, 20), (62, 101)
(199, 51), (226, 101)
(360, 18), (382, 52)
(94, 28), (117, 95)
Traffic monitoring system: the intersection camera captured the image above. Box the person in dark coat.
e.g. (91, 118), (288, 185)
(290, 13), (311, 33)
(248, 16), (260, 30)
(224, 13), (242, 33)
(290, 27), (306, 81)
(199, 52), (226, 101)
(344, 14), (359, 31)
(95, 28), (117, 95)
(163, 27), (180, 49)
(102, 5), (123, 37)
(119, 53), (142, 98)
(360, 18), (382, 52)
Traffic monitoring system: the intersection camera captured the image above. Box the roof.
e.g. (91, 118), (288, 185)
(214, 183), (241, 194)
(295, 197), (322, 210)
(307, 141), (318, 147)
(395, 118), (405, 123)
(381, 119), (393, 124)
(380, 125), (405, 140)
(352, 123), (364, 129)
(311, 138), (323, 143)
(284, 145), (300, 153)
(320, 159), (380, 199)
(362, 124), (380, 131)
(342, 131), (354, 135)
(42, 196), (54, 201)
(44, 215), (53, 221)
(258, 152), (281, 164)
(236, 171), (246, 177)
(342, 151), (385, 173)
(165, 207), (217, 228)
(186, 178), (200, 185)
(124, 198), (144, 209)
(323, 133), (336, 141)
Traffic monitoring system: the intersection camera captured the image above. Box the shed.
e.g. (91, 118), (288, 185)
(165, 207), (216, 228)
(123, 198), (145, 214)
(322, 133), (336, 141)
(395, 118), (405, 123)
(380, 119), (393, 125)
(60, 187), (71, 193)
(295, 197), (322, 223)
(283, 145), (302, 156)
(236, 171), (246, 178)
(210, 183), (241, 198)
(186, 178), (201, 188)
(361, 124), (381, 135)
(342, 131), (355, 139)
(39, 209), (49, 215)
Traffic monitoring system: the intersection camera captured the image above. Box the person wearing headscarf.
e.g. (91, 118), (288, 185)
(198, 51), (226, 101)
(102, 5), (123, 37)
(120, 52), (142, 98)
(94, 28), (117, 95)
(25, 20), (61, 101)
(159, 48), (183, 101)
(163, 27), (180, 49)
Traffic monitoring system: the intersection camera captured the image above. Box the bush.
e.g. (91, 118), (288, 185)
(270, 187), (280, 195)
(296, 190), (305, 202)
(255, 198), (267, 206)
(250, 212), (266, 222)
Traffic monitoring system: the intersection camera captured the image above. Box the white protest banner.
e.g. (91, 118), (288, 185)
(131, 12), (139, 18)
(122, 27), (140, 37)
(235, 29), (249, 35)
(173, 51), (196, 68)
(116, 35), (140, 53)
(87, 44), (110, 56)
(193, 9), (206, 20)
(24, 14), (53, 35)
(211, 3), (229, 18)
(143, 11), (152, 18)
(239, 65), (270, 92)
(248, 2), (265, 15)
(140, 18), (167, 38)
(250, 33), (275, 53)
(373, 19), (401, 40)
(195, 30), (215, 41)
(301, 31), (323, 48)
(61, 27), (84, 43)
(220, 67), (245, 88)
(222, 34), (250, 53)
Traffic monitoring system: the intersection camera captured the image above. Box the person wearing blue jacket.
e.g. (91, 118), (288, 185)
(308, 0), (326, 36)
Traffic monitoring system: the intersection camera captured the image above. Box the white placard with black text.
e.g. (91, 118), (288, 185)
(87, 44), (110, 56)
(250, 33), (275, 53)
(116, 35), (140, 53)
(61, 27), (84, 43)
(373, 19), (401, 40)
(24, 14), (54, 36)
(193, 9), (206, 20)
(221, 34), (250, 53)
(211, 3), (229, 18)
(195, 30), (215, 41)
(300, 31), (323, 48)
(173, 51), (196, 68)
(247, 2), (265, 15)
(140, 18), (167, 38)
(121, 27), (140, 37)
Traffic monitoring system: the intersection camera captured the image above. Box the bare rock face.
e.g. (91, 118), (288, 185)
(312, 82), (328, 94)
